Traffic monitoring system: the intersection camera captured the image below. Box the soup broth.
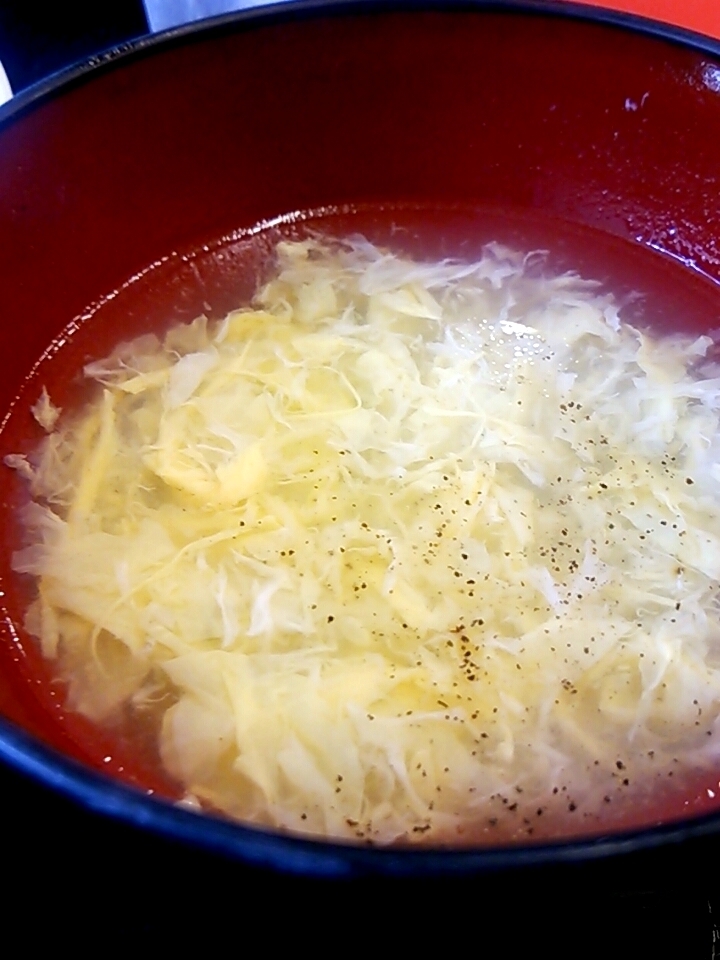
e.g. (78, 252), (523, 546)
(3, 205), (720, 846)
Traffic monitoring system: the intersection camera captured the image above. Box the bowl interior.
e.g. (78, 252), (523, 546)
(2, 4), (720, 854)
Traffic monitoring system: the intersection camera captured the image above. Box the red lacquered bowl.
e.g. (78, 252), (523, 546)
(1, 1), (720, 877)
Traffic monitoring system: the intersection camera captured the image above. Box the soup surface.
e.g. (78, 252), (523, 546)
(4, 208), (720, 845)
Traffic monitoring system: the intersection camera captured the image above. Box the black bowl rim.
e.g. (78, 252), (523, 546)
(2, 0), (720, 127)
(2, 0), (720, 877)
(5, 709), (720, 878)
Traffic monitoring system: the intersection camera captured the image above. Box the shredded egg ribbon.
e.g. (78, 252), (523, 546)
(10, 237), (720, 844)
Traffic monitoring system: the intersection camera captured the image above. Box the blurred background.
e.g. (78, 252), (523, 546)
(143, 0), (720, 34)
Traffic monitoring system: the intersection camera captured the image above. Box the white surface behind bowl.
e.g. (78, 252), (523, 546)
(0, 61), (11, 105)
(144, 0), (288, 31)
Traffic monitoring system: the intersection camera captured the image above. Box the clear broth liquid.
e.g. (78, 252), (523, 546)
(3, 202), (720, 845)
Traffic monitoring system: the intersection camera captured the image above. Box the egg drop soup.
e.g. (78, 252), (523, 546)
(5, 209), (720, 846)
